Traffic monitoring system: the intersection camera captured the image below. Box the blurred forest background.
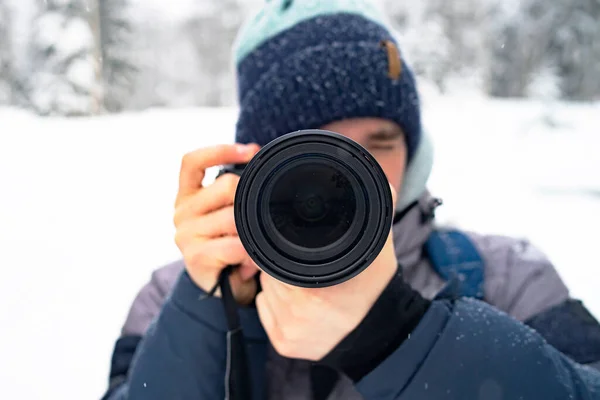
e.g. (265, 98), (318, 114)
(1, 3), (600, 399)
(0, 0), (599, 117)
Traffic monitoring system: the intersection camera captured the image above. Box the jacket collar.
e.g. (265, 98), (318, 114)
(392, 191), (440, 274)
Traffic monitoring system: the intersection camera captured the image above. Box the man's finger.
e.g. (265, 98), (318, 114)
(179, 236), (250, 292)
(177, 143), (259, 200)
(177, 206), (237, 238)
(239, 259), (260, 281)
(188, 236), (249, 270)
(256, 291), (283, 345)
(174, 174), (239, 225)
(228, 270), (258, 305)
(260, 272), (295, 305)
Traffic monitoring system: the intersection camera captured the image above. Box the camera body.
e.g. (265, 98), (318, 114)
(217, 163), (248, 178)
(219, 130), (393, 288)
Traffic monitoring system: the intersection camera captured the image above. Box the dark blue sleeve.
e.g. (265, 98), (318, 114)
(525, 299), (600, 366)
(104, 271), (268, 400)
(355, 298), (600, 399)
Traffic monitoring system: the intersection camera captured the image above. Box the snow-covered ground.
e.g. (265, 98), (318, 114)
(0, 96), (599, 399)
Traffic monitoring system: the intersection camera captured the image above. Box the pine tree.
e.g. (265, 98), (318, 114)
(27, 0), (102, 116)
(484, 0), (557, 98)
(485, 0), (600, 100)
(384, 0), (494, 93)
(124, 18), (207, 110)
(185, 0), (247, 106)
(485, 15), (532, 98)
(0, 0), (13, 105)
(427, 0), (490, 75)
(98, 0), (137, 112)
(384, 0), (451, 92)
(550, 0), (600, 100)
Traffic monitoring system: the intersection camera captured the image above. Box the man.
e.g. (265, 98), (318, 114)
(102, 1), (600, 399)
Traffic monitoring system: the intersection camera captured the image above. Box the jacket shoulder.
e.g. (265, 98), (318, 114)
(356, 298), (600, 399)
(464, 231), (569, 321)
(121, 259), (185, 336)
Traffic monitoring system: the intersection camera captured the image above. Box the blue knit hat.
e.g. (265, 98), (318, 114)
(232, 0), (433, 211)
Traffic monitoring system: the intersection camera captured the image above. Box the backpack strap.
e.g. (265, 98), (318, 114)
(425, 229), (485, 300)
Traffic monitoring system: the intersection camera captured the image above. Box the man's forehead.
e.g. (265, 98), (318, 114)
(321, 118), (403, 138)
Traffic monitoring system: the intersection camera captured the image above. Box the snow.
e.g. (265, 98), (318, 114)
(34, 12), (64, 49)
(129, 0), (221, 22)
(57, 18), (94, 57)
(33, 13), (95, 59)
(27, 3), (99, 117)
(66, 57), (96, 89)
(0, 96), (599, 399)
(422, 95), (600, 307)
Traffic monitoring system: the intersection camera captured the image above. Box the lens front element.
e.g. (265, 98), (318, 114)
(267, 159), (357, 250)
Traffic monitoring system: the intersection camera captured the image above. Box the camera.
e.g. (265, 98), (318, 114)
(219, 129), (393, 288)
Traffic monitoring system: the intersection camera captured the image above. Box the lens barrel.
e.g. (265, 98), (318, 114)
(234, 130), (393, 288)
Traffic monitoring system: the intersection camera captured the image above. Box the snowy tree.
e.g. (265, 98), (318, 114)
(401, 16), (452, 92)
(0, 0), (13, 104)
(97, 0), (137, 112)
(485, 17), (533, 98)
(183, 0), (264, 106)
(484, 0), (600, 100)
(549, 0), (600, 101)
(385, 0), (494, 93)
(427, 0), (491, 75)
(27, 0), (102, 116)
(483, 0), (557, 98)
(123, 20), (208, 110)
(384, 1), (451, 92)
(105, 0), (257, 111)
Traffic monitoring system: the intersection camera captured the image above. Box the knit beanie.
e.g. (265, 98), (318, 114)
(232, 0), (434, 212)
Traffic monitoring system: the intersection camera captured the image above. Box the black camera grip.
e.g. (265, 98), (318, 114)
(216, 163), (247, 179)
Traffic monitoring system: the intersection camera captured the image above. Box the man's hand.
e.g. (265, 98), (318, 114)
(256, 185), (398, 361)
(173, 143), (261, 305)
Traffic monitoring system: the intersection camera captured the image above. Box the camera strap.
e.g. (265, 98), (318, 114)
(218, 265), (252, 400)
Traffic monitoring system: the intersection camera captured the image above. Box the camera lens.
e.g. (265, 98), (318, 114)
(267, 159), (357, 249)
(234, 130), (393, 288)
